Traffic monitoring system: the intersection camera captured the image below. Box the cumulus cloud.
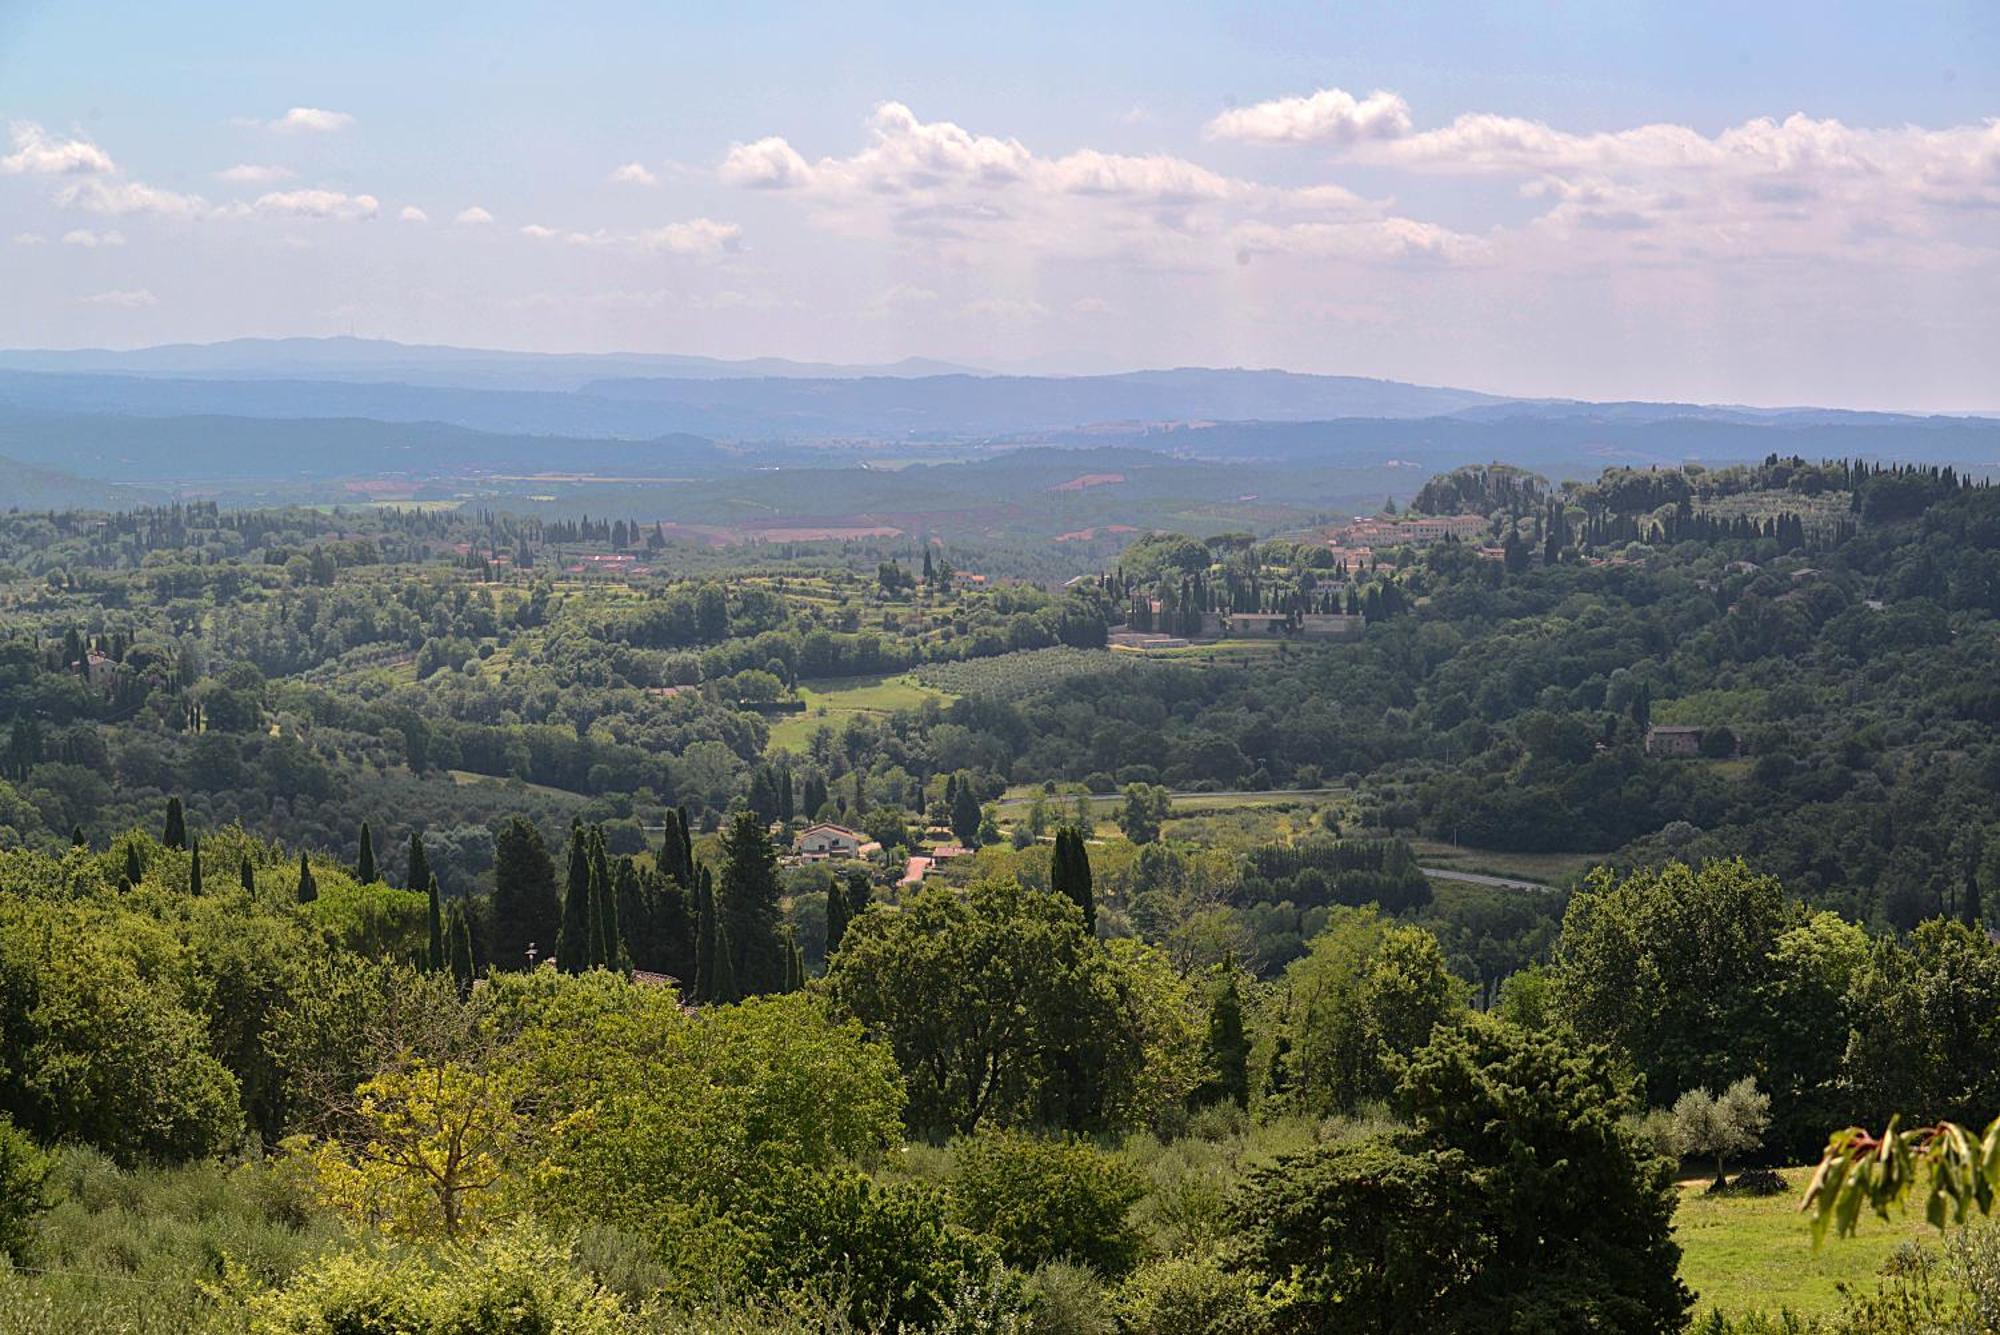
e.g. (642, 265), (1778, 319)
(1206, 88), (1413, 145)
(1230, 217), (1490, 266)
(520, 223), (560, 238)
(12, 232), (46, 245)
(216, 163), (295, 184)
(60, 228), (125, 247)
(3, 122), (116, 175)
(255, 188), (379, 220)
(80, 288), (157, 308)
(398, 206), (429, 223)
(719, 135), (815, 189)
(55, 177), (209, 218)
(608, 162), (658, 186)
(268, 107), (354, 134)
(455, 205), (495, 225)
(714, 101), (1392, 270)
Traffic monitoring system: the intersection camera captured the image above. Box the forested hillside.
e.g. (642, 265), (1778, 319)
(5, 455), (2000, 1330)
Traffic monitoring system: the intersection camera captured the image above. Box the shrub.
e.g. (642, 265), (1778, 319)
(1022, 1261), (1116, 1335)
(0, 1115), (49, 1259)
(951, 1131), (1146, 1277)
(1115, 1256), (1265, 1335)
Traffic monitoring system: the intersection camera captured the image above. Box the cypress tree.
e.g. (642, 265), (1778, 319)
(163, 796), (186, 850)
(556, 822), (593, 973)
(782, 930), (801, 992)
(406, 832), (431, 897)
(426, 873), (445, 973)
(590, 828), (622, 972)
(1196, 970), (1251, 1108)
(710, 917), (739, 1004)
(825, 878), (851, 955)
(296, 852), (317, 903)
(694, 868), (719, 1002)
(357, 822), (377, 884)
(240, 858), (256, 894)
(70, 826), (86, 849)
(718, 811), (785, 995)
(446, 901), (475, 998)
(950, 780), (982, 847)
(492, 816), (562, 970)
(845, 867), (872, 919)
(658, 810), (687, 886)
(123, 842), (144, 887)
(1051, 827), (1095, 934)
(677, 806), (697, 886)
(188, 836), (203, 897)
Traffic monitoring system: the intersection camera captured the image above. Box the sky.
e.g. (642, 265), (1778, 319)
(2, 0), (1998, 409)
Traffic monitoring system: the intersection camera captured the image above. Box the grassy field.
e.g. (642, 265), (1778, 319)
(1408, 838), (1609, 886)
(1675, 1168), (1936, 1319)
(765, 673), (956, 753)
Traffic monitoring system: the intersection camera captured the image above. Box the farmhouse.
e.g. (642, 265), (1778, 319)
(794, 822), (871, 859)
(1227, 612), (1292, 638)
(1296, 613), (1365, 639)
(1645, 725), (1706, 758)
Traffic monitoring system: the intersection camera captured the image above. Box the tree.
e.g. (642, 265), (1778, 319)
(1229, 1015), (1689, 1332)
(950, 776), (982, 847)
(163, 795), (186, 850)
(823, 877), (1144, 1136)
(425, 874), (445, 973)
(296, 852), (318, 903)
(446, 902), (476, 998)
(1120, 783), (1172, 846)
(240, 857), (255, 895)
(694, 867), (720, 1002)
(555, 824), (595, 972)
(123, 841), (143, 888)
(356, 821), (377, 884)
(825, 878), (852, 956)
(588, 827), (623, 973)
(1279, 910), (1465, 1114)
(719, 811), (785, 995)
(1050, 826), (1095, 934)
(1671, 1076), (1771, 1189)
(1551, 859), (1793, 1106)
(1194, 968), (1251, 1109)
(293, 1059), (522, 1239)
(188, 836), (203, 896)
(405, 831), (431, 897)
(491, 816), (561, 971)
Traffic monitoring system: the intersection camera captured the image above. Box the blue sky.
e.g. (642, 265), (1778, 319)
(3, 1), (1997, 407)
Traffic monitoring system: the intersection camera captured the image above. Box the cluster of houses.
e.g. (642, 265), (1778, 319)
(789, 820), (971, 891)
(1330, 513), (1492, 548)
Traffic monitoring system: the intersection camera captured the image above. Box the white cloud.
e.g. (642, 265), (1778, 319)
(398, 205), (429, 223)
(80, 288), (157, 308)
(61, 228), (126, 247)
(959, 295), (1047, 322)
(2, 121), (115, 175)
(1071, 296), (1112, 314)
(717, 101), (1390, 269)
(216, 163), (295, 184)
(254, 188), (379, 220)
(269, 107), (354, 134)
(1230, 217), (1490, 266)
(12, 232), (46, 246)
(718, 135), (815, 189)
(534, 217), (743, 256)
(608, 162), (658, 186)
(455, 205), (495, 225)
(1206, 88), (1413, 145)
(55, 177), (208, 218)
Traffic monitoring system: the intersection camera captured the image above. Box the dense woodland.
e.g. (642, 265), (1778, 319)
(5, 455), (2000, 1331)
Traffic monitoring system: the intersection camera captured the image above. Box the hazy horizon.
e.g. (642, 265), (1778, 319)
(4, 2), (1998, 413)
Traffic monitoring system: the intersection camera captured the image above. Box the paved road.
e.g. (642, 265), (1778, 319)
(1419, 865), (1557, 893)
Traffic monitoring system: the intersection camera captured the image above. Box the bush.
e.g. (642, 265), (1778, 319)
(1023, 1261), (1115, 1335)
(1115, 1255), (1265, 1335)
(951, 1131), (1146, 1277)
(248, 1225), (630, 1333)
(0, 1115), (49, 1259)
(1720, 1167), (1787, 1197)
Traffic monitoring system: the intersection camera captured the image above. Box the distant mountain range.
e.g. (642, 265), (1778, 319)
(0, 337), (978, 391)
(0, 338), (1994, 501)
